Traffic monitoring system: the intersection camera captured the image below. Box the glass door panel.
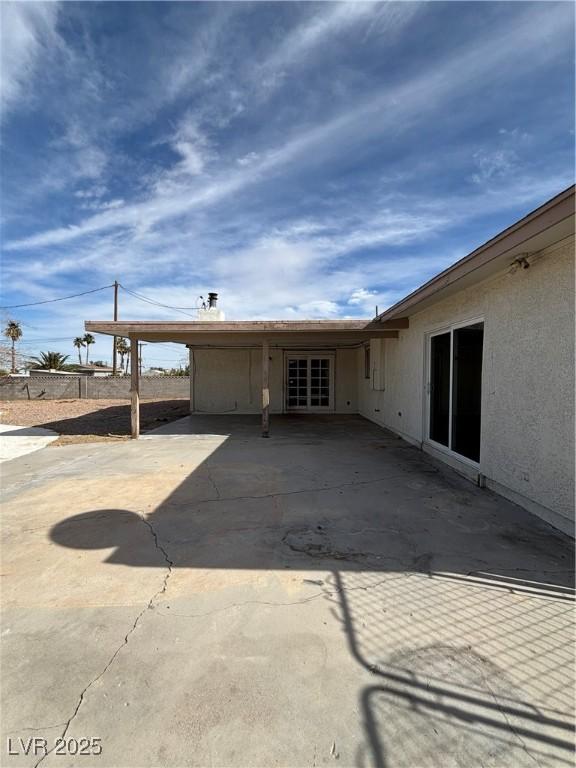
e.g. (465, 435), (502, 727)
(451, 324), (483, 462)
(286, 356), (332, 410)
(287, 358), (308, 408)
(427, 323), (484, 462)
(310, 358), (330, 407)
(429, 333), (451, 446)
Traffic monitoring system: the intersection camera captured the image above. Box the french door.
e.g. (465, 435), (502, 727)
(285, 354), (334, 411)
(427, 321), (484, 463)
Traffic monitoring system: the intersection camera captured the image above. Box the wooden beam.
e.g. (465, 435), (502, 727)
(262, 339), (270, 438)
(130, 335), (140, 439)
(378, 317), (409, 329)
(84, 326), (400, 345)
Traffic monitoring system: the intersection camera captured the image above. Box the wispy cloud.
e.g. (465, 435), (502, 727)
(78, 198), (124, 212)
(265, 2), (384, 72)
(0, 2), (60, 115)
(56, 121), (109, 181)
(1, 0), (573, 365)
(5, 2), (570, 254)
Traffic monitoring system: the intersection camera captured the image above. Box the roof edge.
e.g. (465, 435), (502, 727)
(377, 184), (575, 322)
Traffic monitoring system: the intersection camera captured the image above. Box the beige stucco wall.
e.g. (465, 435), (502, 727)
(191, 347), (358, 414)
(359, 236), (575, 533)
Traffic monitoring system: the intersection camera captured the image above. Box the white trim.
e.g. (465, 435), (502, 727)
(422, 440), (480, 478)
(424, 316), (484, 465)
(284, 352), (335, 413)
(424, 314), (486, 337)
(425, 327), (451, 450)
(425, 434), (481, 471)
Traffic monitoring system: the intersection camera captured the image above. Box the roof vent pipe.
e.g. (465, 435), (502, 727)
(197, 293), (225, 321)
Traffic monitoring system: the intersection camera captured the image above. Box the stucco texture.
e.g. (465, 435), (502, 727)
(359, 237), (575, 529)
(190, 347), (358, 415)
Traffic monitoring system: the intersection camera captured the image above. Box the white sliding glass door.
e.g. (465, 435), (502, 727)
(427, 321), (484, 463)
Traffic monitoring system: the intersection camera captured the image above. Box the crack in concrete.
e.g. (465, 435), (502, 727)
(137, 513), (175, 579)
(5, 723), (67, 735)
(206, 469), (222, 500)
(195, 471), (424, 506)
(158, 594), (326, 618)
(156, 573), (409, 620)
(479, 663), (545, 768)
(33, 514), (173, 768)
(160, 563), (564, 624)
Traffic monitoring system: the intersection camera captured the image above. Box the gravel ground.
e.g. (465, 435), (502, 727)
(0, 398), (190, 445)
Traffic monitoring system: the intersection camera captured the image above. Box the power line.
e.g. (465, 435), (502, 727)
(118, 284), (200, 318)
(2, 281), (205, 318)
(17, 337), (76, 344)
(3, 281), (208, 329)
(119, 284), (202, 310)
(0, 284), (114, 309)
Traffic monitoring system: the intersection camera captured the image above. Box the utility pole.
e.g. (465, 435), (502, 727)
(112, 280), (119, 375)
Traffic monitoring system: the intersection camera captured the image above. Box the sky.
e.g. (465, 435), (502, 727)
(1, 1), (574, 369)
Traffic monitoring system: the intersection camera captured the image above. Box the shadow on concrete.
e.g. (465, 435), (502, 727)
(330, 570), (575, 767)
(0, 425), (58, 438)
(33, 399), (190, 436)
(143, 412), (395, 439)
(48, 415), (575, 766)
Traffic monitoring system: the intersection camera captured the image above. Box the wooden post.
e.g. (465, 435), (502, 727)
(130, 335), (140, 439)
(188, 347), (195, 414)
(262, 340), (270, 437)
(112, 280), (119, 375)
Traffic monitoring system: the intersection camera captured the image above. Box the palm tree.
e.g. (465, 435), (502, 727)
(73, 336), (86, 364)
(3, 320), (22, 373)
(82, 333), (95, 364)
(115, 337), (129, 374)
(30, 351), (69, 370)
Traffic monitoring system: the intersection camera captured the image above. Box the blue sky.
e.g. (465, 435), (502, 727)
(1, 1), (574, 368)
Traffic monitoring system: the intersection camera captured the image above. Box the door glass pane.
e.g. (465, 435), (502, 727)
(452, 323), (483, 462)
(286, 357), (331, 410)
(287, 358), (305, 407)
(311, 358), (330, 407)
(430, 333), (450, 446)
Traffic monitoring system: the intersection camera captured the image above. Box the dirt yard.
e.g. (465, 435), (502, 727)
(0, 398), (190, 445)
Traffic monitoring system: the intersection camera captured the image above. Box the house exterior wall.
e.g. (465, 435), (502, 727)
(359, 236), (575, 534)
(190, 347), (358, 414)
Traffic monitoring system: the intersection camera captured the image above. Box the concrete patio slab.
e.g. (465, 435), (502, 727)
(1, 415), (574, 767)
(0, 423), (58, 463)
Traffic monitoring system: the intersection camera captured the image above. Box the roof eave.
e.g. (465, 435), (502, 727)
(377, 184), (575, 322)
